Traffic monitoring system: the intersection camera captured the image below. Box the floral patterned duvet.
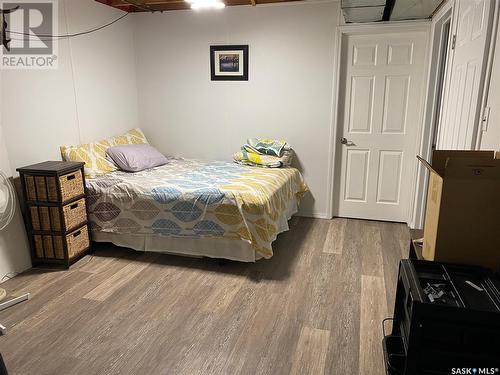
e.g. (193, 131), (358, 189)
(86, 158), (308, 258)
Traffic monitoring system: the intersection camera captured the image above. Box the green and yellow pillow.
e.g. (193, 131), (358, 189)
(60, 128), (149, 179)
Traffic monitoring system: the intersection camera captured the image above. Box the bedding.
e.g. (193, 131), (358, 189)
(233, 137), (294, 168)
(245, 138), (290, 156)
(233, 149), (294, 168)
(86, 158), (308, 259)
(92, 195), (299, 262)
(60, 128), (149, 178)
(106, 144), (169, 172)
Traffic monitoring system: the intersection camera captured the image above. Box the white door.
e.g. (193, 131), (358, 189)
(336, 31), (428, 222)
(437, 0), (493, 149)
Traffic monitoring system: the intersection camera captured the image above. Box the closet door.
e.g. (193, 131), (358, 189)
(437, 0), (494, 149)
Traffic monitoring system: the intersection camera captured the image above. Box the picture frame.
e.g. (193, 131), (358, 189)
(210, 45), (249, 81)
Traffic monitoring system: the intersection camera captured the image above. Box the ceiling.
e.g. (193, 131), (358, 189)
(390, 0), (445, 21)
(96, 0), (445, 18)
(341, 0), (387, 23)
(341, 0), (445, 23)
(95, 0), (300, 12)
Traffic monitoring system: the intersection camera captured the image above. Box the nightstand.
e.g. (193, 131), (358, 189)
(17, 161), (91, 268)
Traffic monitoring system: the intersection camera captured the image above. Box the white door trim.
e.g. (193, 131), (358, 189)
(476, 0), (500, 149)
(413, 0), (498, 229)
(411, 0), (455, 229)
(324, 4), (343, 220)
(328, 21), (431, 222)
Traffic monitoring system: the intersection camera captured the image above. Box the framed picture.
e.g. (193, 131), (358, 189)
(210, 45), (249, 81)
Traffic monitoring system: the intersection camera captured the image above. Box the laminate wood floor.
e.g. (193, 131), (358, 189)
(0, 218), (409, 375)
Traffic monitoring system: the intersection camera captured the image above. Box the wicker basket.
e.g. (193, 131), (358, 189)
(33, 225), (89, 261)
(66, 226), (90, 259)
(29, 198), (87, 232)
(62, 198), (87, 231)
(24, 170), (84, 203)
(59, 170), (84, 202)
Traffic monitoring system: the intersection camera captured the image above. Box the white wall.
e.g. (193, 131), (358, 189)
(1, 0), (139, 171)
(0, 0), (139, 277)
(1, 1), (340, 278)
(0, 74), (31, 280)
(134, 2), (339, 217)
(480, 23), (500, 150)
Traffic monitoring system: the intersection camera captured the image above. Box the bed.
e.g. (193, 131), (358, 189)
(86, 158), (308, 262)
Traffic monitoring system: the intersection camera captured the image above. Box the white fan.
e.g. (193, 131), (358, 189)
(0, 170), (16, 232)
(0, 170), (30, 335)
(0, 170), (16, 301)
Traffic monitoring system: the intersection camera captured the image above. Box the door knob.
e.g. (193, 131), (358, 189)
(340, 137), (355, 146)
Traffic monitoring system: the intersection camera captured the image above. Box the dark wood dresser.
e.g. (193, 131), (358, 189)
(17, 161), (91, 268)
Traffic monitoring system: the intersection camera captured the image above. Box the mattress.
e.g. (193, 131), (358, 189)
(86, 158), (308, 259)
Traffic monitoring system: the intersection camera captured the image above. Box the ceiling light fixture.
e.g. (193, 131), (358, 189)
(186, 0), (226, 10)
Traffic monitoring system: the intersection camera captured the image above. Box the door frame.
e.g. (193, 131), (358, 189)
(413, 0), (498, 229)
(411, 0), (455, 230)
(476, 0), (500, 149)
(328, 20), (431, 222)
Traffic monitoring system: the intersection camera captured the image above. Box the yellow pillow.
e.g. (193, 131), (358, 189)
(60, 128), (149, 179)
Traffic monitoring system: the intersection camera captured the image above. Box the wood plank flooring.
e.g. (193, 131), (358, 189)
(0, 217), (409, 375)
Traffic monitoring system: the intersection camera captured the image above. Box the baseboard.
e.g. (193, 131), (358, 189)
(296, 211), (331, 220)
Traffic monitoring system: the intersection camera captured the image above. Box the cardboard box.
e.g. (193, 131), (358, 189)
(418, 150), (500, 271)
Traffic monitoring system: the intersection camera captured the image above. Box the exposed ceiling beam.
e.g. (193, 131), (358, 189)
(97, 0), (301, 12)
(382, 0), (396, 21)
(120, 0), (156, 11)
(108, 0), (190, 11)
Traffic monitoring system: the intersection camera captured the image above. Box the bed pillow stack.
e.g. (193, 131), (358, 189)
(233, 138), (294, 168)
(60, 128), (149, 179)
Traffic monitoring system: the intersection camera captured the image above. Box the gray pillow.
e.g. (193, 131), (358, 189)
(106, 144), (169, 172)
